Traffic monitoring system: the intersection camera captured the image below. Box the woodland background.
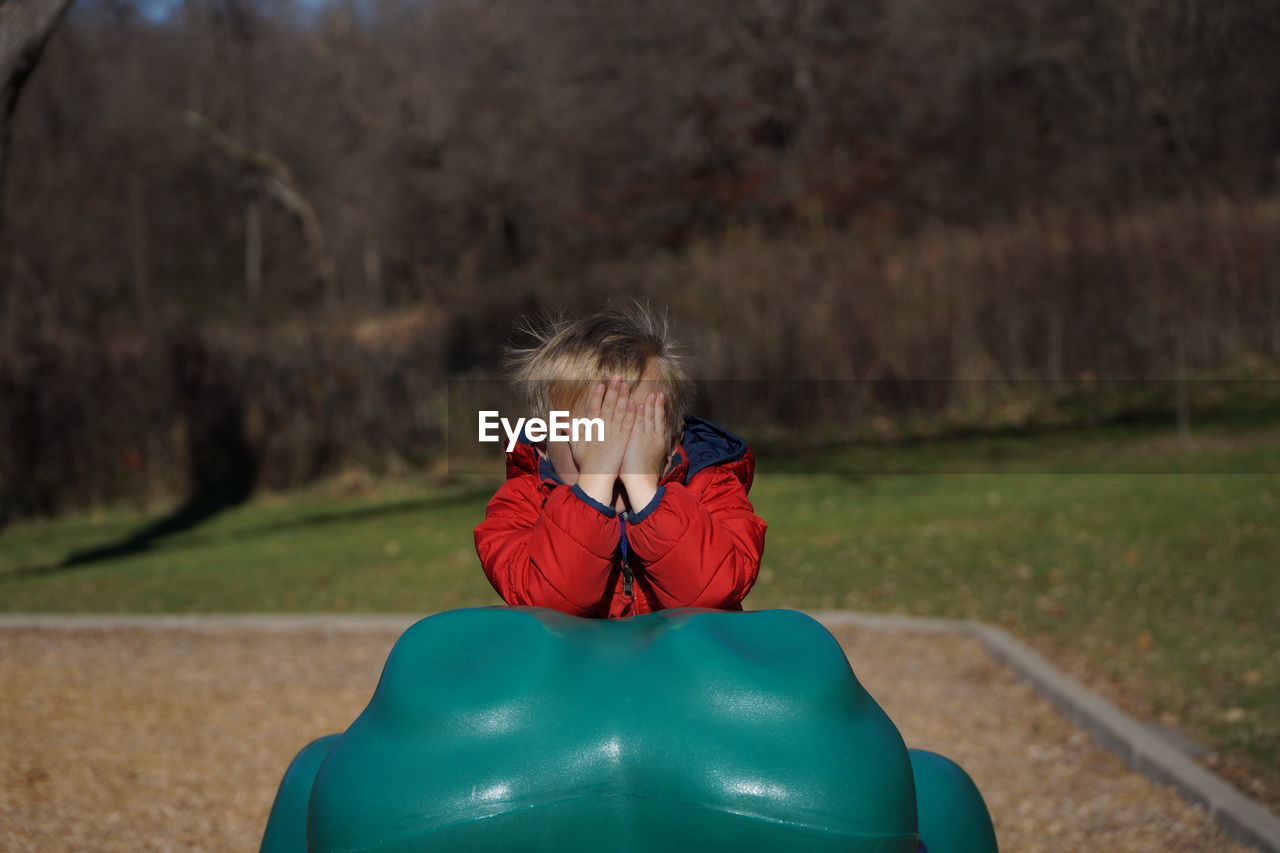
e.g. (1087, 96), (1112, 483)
(3, 0), (1279, 521)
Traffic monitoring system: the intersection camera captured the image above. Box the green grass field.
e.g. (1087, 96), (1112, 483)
(2, 420), (1277, 796)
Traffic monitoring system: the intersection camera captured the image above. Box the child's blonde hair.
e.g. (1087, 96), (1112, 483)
(506, 302), (693, 441)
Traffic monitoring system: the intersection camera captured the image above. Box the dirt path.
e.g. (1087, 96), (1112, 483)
(0, 623), (1253, 852)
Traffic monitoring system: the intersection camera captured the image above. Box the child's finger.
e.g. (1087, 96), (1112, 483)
(585, 382), (605, 418)
(613, 381), (631, 422)
(655, 392), (666, 437)
(601, 374), (621, 418)
(620, 397), (638, 432)
(644, 392), (657, 433)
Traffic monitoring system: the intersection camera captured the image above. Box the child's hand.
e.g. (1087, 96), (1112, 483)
(573, 375), (636, 506)
(620, 391), (669, 510)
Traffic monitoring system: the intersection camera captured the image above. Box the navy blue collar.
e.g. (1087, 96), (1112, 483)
(678, 415), (749, 479)
(537, 454), (562, 484)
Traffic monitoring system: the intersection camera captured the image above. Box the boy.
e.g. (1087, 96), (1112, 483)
(473, 306), (766, 618)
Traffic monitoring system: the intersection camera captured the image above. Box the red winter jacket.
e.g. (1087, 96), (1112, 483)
(474, 416), (766, 618)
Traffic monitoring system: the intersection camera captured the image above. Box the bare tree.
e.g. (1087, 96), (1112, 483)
(0, 0), (74, 223)
(184, 109), (338, 305)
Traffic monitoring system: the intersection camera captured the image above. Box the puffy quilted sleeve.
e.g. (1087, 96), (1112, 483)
(621, 467), (766, 610)
(474, 477), (623, 616)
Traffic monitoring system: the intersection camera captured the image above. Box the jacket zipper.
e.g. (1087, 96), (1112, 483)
(618, 516), (634, 600)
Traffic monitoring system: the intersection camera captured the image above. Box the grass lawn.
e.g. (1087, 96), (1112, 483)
(2, 419), (1277, 801)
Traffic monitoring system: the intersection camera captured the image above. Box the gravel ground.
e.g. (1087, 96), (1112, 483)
(0, 622), (1256, 852)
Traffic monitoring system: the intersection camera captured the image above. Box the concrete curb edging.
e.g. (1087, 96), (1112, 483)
(810, 610), (1279, 853)
(3, 610), (1277, 851)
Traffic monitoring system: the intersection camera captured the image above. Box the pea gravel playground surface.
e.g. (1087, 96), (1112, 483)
(0, 619), (1259, 852)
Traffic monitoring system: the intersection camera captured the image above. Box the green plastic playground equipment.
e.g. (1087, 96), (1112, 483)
(260, 607), (998, 852)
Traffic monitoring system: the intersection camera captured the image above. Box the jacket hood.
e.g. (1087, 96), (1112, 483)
(677, 415), (750, 478)
(505, 415), (754, 489)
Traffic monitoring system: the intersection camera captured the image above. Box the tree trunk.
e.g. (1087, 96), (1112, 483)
(245, 192), (263, 306)
(0, 0), (76, 227)
(129, 173), (152, 325)
(363, 228), (382, 308)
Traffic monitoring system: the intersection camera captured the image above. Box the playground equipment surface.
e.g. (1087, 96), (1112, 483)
(0, 616), (1255, 852)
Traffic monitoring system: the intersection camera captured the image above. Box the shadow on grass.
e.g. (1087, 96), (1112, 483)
(226, 484), (494, 540)
(2, 335), (273, 580)
(57, 486), (253, 570)
(3, 482), (494, 581)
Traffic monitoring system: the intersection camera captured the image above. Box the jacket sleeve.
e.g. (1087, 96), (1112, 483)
(474, 478), (622, 616)
(622, 467), (766, 610)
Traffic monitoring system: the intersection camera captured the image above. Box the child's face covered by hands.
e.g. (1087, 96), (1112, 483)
(620, 359), (674, 481)
(620, 387), (669, 479)
(552, 364), (674, 508)
(567, 375), (638, 506)
(569, 375), (637, 479)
